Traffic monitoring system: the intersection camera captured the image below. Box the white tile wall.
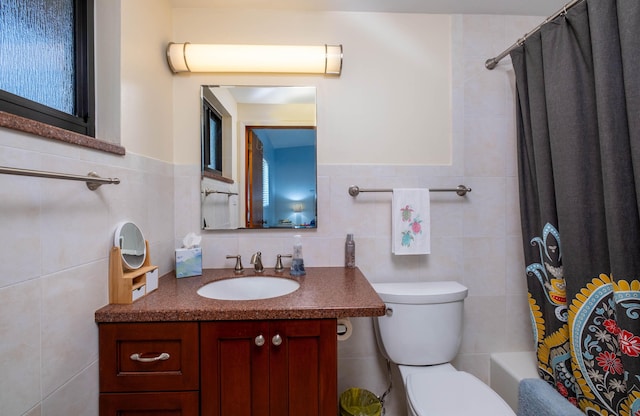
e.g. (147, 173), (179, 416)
(0, 131), (175, 416)
(0, 279), (41, 416)
(41, 262), (106, 397)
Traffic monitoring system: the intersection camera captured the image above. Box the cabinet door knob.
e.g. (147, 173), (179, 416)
(255, 334), (265, 347)
(129, 352), (170, 363)
(272, 334), (282, 346)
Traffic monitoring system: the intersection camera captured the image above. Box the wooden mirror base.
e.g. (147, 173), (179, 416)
(109, 240), (158, 304)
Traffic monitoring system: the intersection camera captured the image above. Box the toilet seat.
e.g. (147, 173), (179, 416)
(406, 371), (515, 416)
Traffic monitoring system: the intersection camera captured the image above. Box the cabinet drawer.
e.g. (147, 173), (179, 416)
(100, 391), (199, 416)
(99, 322), (199, 392)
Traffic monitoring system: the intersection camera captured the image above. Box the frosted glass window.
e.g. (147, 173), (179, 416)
(0, 0), (75, 114)
(0, 0), (93, 137)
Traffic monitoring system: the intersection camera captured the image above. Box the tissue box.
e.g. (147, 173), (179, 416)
(175, 247), (202, 278)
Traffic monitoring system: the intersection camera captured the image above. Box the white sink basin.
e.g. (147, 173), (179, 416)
(197, 276), (300, 300)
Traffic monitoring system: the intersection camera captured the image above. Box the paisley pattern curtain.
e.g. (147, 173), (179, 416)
(510, 0), (640, 414)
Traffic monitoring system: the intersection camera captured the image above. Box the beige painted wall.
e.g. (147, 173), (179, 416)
(171, 10), (452, 166)
(120, 0), (174, 161)
(94, 0), (121, 145)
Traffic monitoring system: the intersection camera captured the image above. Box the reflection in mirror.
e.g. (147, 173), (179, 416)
(201, 86), (317, 230)
(114, 222), (146, 270)
(246, 126), (316, 229)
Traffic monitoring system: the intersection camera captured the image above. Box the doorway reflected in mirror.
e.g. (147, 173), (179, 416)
(246, 126), (316, 229)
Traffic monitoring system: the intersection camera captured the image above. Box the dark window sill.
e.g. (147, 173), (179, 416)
(202, 170), (234, 184)
(0, 111), (125, 156)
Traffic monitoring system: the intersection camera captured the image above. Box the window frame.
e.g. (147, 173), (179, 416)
(202, 99), (223, 176)
(0, 0), (95, 137)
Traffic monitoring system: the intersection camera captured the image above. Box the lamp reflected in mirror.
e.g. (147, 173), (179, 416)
(292, 203), (307, 227)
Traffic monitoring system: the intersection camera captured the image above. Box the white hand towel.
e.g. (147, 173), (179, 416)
(392, 188), (431, 255)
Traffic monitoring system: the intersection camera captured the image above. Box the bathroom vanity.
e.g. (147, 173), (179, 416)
(95, 267), (385, 416)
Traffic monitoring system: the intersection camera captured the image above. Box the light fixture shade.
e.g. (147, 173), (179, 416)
(166, 43), (342, 75)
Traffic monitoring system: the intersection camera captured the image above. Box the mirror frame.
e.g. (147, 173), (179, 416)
(114, 221), (146, 270)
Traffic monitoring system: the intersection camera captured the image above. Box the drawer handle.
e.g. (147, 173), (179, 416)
(129, 352), (170, 363)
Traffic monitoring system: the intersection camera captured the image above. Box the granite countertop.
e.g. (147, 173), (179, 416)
(95, 267), (386, 323)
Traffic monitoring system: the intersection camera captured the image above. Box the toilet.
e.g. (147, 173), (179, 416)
(372, 281), (515, 416)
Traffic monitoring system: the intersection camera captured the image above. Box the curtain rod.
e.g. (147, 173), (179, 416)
(485, 0), (584, 70)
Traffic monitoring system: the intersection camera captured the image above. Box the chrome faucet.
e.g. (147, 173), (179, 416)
(250, 251), (264, 273)
(226, 255), (244, 274)
(274, 254), (292, 273)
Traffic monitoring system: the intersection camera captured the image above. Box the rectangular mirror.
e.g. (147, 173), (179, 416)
(200, 86), (317, 230)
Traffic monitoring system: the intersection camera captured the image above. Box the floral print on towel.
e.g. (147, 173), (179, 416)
(399, 205), (423, 247)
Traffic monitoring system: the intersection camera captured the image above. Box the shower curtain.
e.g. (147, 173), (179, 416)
(510, 0), (640, 414)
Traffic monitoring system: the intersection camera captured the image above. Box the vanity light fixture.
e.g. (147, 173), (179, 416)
(166, 43), (343, 75)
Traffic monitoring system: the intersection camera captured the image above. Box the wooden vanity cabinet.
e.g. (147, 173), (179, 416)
(98, 322), (199, 416)
(98, 319), (337, 416)
(200, 319), (338, 416)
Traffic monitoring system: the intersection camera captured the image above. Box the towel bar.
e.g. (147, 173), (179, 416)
(348, 185), (471, 197)
(202, 189), (238, 197)
(0, 166), (120, 190)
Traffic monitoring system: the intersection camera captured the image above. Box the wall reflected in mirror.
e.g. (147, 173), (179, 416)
(114, 221), (146, 270)
(200, 85), (317, 230)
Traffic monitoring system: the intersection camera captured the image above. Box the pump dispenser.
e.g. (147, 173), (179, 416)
(345, 234), (356, 268)
(290, 235), (306, 276)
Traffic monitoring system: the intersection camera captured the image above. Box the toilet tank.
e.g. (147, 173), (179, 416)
(372, 281), (468, 366)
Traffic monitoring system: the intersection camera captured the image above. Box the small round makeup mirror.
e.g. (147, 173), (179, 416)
(114, 222), (146, 270)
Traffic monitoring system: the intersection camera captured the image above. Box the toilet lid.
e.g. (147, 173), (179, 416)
(406, 371), (515, 416)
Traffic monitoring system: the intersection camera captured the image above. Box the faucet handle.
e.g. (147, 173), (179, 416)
(226, 255), (244, 274)
(250, 251), (264, 273)
(274, 254), (293, 273)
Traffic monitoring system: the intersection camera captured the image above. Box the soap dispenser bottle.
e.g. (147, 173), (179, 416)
(290, 234), (306, 276)
(345, 234), (356, 268)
